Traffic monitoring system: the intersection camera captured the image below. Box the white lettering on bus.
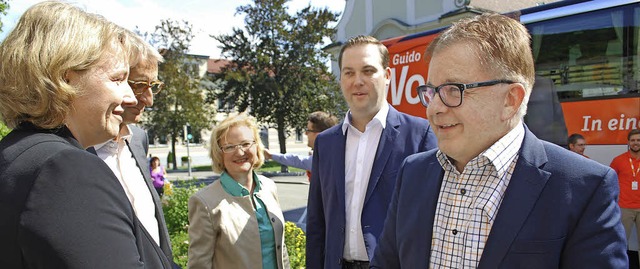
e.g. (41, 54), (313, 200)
(582, 114), (640, 131)
(388, 66), (424, 105)
(392, 51), (422, 66)
(581, 116), (602, 131)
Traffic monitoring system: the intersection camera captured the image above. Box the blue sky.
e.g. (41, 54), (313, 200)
(1, 0), (345, 58)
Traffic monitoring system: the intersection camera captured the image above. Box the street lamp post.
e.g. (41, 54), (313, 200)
(183, 123), (192, 177)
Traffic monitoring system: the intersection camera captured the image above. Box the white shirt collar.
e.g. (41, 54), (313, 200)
(341, 103), (389, 134)
(94, 124), (133, 151)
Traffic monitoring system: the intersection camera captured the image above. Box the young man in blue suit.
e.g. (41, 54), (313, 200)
(306, 35), (437, 269)
(371, 14), (627, 268)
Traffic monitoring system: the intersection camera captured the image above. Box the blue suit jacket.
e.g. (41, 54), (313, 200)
(371, 126), (628, 268)
(306, 105), (437, 269)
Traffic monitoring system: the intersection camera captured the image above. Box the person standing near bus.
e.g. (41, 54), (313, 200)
(264, 111), (338, 177)
(568, 133), (589, 158)
(306, 35), (437, 269)
(371, 13), (627, 268)
(611, 129), (640, 268)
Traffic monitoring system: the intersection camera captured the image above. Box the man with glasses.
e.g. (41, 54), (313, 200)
(88, 32), (178, 267)
(264, 111), (338, 177)
(567, 133), (589, 158)
(371, 13), (627, 268)
(306, 35), (437, 269)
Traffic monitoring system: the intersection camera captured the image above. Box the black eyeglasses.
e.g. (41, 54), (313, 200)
(220, 141), (255, 153)
(128, 80), (164, 96)
(416, 79), (516, 108)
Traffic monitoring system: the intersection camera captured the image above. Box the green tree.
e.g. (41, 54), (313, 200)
(0, 0), (8, 33)
(212, 0), (344, 171)
(145, 19), (215, 169)
(0, 0), (10, 140)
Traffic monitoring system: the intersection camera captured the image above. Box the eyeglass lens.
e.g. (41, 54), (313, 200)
(222, 141), (255, 153)
(129, 81), (164, 95)
(418, 84), (464, 108)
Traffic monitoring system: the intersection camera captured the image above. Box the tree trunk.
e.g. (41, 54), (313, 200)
(277, 117), (288, 173)
(171, 135), (177, 170)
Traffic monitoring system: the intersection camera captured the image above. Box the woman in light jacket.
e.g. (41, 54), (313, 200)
(188, 112), (290, 269)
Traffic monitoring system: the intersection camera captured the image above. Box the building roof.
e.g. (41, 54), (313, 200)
(207, 59), (231, 74)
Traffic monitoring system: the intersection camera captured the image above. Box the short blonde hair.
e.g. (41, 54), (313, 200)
(426, 13), (535, 119)
(0, 1), (131, 129)
(209, 113), (265, 173)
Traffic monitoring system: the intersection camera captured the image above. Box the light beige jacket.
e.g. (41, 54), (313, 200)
(187, 175), (290, 269)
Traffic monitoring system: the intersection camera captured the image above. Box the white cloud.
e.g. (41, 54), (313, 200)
(1, 0), (344, 58)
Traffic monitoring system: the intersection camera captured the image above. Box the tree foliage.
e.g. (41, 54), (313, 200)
(0, 0), (10, 140)
(144, 19), (215, 169)
(0, 122), (9, 140)
(212, 0), (345, 158)
(0, 0), (8, 32)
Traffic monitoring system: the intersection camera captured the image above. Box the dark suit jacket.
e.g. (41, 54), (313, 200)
(124, 125), (174, 263)
(306, 105), (437, 269)
(371, 126), (628, 268)
(88, 125), (176, 267)
(0, 123), (173, 268)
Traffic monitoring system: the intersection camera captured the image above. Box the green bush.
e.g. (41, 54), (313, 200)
(170, 231), (189, 268)
(163, 184), (199, 235)
(284, 221), (306, 269)
(163, 184), (199, 268)
(0, 122), (10, 140)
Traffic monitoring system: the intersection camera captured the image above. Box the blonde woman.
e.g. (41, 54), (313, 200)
(0, 1), (173, 267)
(188, 113), (290, 269)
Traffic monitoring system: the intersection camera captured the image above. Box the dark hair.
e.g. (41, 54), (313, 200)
(567, 133), (585, 146)
(308, 111), (338, 132)
(338, 35), (389, 70)
(629, 129), (640, 140)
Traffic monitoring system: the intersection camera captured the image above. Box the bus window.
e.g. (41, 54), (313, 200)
(633, 7), (640, 94)
(527, 6), (630, 100)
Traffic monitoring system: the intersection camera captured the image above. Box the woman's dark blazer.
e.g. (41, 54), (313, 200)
(0, 123), (173, 268)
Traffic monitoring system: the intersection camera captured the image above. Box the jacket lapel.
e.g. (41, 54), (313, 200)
(126, 126), (174, 260)
(331, 126), (348, 222)
(478, 127), (551, 269)
(364, 108), (400, 205)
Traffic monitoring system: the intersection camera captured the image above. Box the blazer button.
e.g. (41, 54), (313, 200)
(277, 245), (281, 249)
(271, 217), (276, 222)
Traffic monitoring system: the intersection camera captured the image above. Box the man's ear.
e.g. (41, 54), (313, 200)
(502, 83), (525, 120)
(384, 66), (391, 87)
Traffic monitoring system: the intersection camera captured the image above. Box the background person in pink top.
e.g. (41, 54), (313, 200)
(150, 156), (168, 197)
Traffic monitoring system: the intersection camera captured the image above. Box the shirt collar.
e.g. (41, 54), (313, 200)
(220, 171), (261, 197)
(341, 103), (389, 134)
(437, 123), (525, 177)
(93, 124), (133, 151)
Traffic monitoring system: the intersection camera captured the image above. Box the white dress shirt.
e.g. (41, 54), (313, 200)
(341, 104), (389, 261)
(94, 125), (160, 245)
